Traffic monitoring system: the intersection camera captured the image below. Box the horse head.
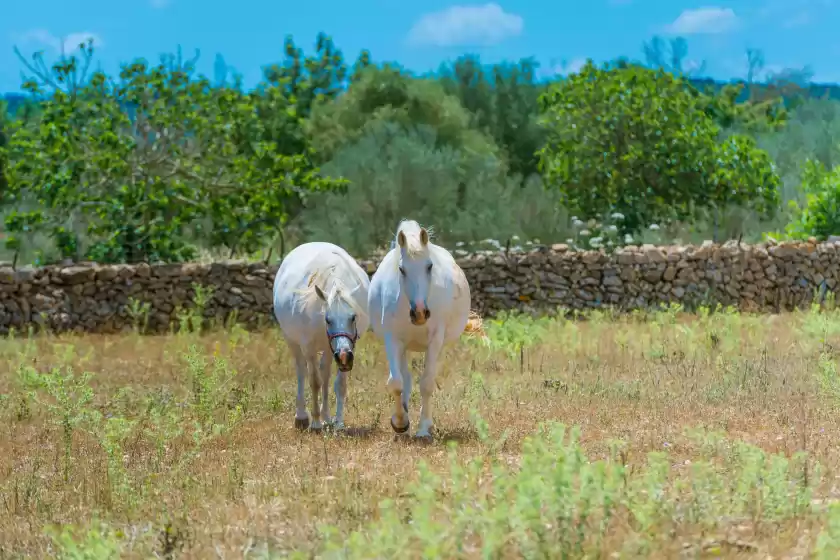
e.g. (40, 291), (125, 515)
(314, 284), (359, 372)
(396, 223), (434, 326)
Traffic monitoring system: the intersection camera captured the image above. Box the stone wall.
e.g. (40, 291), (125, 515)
(0, 239), (836, 334)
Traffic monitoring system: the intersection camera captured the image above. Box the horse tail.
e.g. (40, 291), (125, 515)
(463, 310), (488, 341)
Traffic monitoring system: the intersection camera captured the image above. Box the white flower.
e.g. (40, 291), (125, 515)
(572, 218), (584, 228)
(606, 225), (618, 234)
(589, 236), (603, 247)
(579, 229), (591, 237)
(610, 212), (625, 221)
(566, 238), (574, 244)
(624, 234), (634, 244)
(649, 224), (660, 231)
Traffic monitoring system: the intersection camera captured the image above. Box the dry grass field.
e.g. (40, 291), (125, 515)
(4, 303), (840, 558)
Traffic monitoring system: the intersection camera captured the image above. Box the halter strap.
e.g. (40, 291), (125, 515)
(328, 330), (358, 344)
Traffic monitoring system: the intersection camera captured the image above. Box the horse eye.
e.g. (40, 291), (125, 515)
(399, 266), (406, 276)
(350, 314), (356, 323)
(325, 317), (332, 326)
(426, 263), (433, 273)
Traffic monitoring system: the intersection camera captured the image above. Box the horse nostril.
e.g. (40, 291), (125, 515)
(409, 309), (417, 320)
(424, 309), (431, 319)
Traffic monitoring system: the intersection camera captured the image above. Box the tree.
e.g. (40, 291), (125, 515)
(2, 44), (343, 263)
(537, 61), (781, 235)
(0, 99), (8, 197)
(263, 33), (348, 118)
(642, 35), (707, 78)
(299, 122), (565, 255)
(307, 65), (497, 164)
(782, 159), (840, 240)
(438, 55), (546, 179)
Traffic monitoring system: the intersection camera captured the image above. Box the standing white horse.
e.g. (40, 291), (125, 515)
(368, 220), (471, 439)
(273, 242), (371, 431)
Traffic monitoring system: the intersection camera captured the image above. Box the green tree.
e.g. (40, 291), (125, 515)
(782, 159), (840, 240)
(0, 99), (8, 197)
(307, 65), (497, 164)
(438, 55), (546, 179)
(537, 61), (781, 234)
(2, 44), (342, 263)
(299, 122), (567, 255)
(642, 35), (707, 78)
(263, 32), (348, 118)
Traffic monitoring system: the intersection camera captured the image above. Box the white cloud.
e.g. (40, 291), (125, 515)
(16, 29), (103, 54)
(664, 7), (738, 35)
(407, 3), (523, 47)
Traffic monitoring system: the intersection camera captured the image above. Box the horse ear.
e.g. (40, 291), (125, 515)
(397, 231), (407, 248)
(314, 285), (327, 301)
(419, 228), (429, 246)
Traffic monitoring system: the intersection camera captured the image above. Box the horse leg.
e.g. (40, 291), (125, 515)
(384, 333), (409, 433)
(290, 343), (310, 430)
(333, 366), (348, 431)
(417, 329), (445, 439)
(400, 351), (412, 422)
(318, 352), (333, 427)
(308, 353), (324, 431)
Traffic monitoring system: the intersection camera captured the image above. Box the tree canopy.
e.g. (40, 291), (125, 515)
(537, 61), (781, 235)
(1, 43), (343, 263)
(2, 32), (836, 263)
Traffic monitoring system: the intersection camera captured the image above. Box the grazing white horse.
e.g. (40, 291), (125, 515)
(273, 242), (371, 431)
(368, 220), (471, 439)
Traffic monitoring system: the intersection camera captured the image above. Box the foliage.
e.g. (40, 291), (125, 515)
(1, 33), (839, 264)
(298, 123), (568, 255)
(0, 98), (8, 192)
(319, 422), (817, 558)
(437, 55), (546, 179)
(263, 32), (351, 118)
(306, 65), (498, 165)
(1, 44), (342, 263)
(781, 159), (840, 240)
(537, 61), (781, 234)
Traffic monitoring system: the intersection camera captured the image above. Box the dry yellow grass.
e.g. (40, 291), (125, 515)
(3, 305), (840, 557)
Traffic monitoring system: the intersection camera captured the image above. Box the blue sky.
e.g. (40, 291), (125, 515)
(2, 0), (839, 93)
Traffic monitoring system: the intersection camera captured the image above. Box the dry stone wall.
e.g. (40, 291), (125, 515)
(0, 239), (837, 334)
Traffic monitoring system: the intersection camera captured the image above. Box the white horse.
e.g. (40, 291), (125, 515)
(273, 242), (371, 431)
(368, 220), (471, 439)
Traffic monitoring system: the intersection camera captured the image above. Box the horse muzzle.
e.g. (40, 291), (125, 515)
(334, 348), (354, 372)
(409, 307), (431, 326)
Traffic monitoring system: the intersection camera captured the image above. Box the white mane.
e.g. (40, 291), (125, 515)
(294, 262), (368, 320)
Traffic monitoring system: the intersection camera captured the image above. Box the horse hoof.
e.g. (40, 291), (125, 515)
(390, 416), (410, 434)
(414, 433), (434, 444)
(294, 417), (310, 430)
(310, 421), (324, 432)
